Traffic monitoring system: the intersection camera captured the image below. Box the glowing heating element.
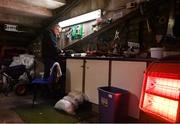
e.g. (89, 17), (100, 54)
(142, 93), (178, 122)
(146, 76), (180, 100)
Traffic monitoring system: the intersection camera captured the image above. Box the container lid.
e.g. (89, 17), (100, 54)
(150, 47), (164, 51)
(98, 86), (128, 94)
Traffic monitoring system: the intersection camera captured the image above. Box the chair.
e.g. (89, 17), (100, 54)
(32, 62), (62, 105)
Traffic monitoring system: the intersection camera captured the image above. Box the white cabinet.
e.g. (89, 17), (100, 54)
(85, 60), (109, 104)
(66, 58), (147, 118)
(66, 59), (109, 104)
(66, 59), (83, 92)
(111, 61), (146, 119)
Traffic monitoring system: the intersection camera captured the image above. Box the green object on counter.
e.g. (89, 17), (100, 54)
(71, 24), (84, 40)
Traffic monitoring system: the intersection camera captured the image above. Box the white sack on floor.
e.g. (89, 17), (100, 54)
(54, 90), (88, 115)
(54, 99), (75, 115)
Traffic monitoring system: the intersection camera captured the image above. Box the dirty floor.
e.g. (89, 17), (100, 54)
(0, 92), (98, 123)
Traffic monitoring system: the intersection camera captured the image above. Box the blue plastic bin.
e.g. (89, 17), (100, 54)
(98, 86), (129, 123)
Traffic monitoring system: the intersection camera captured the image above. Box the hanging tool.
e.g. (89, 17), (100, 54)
(139, 4), (151, 33)
(114, 30), (120, 40)
(166, 0), (175, 37)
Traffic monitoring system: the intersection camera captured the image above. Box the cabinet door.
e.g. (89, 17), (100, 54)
(85, 60), (109, 104)
(111, 61), (146, 119)
(66, 59), (83, 92)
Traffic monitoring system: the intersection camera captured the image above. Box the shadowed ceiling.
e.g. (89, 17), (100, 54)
(0, 0), (76, 45)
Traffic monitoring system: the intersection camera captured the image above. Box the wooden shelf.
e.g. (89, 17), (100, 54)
(64, 0), (164, 50)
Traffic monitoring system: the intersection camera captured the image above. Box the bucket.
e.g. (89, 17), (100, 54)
(150, 47), (164, 59)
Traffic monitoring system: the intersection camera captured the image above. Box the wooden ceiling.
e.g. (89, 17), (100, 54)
(0, 0), (75, 45)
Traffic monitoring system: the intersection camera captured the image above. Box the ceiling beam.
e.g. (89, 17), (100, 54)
(0, 23), (38, 33)
(17, 0), (66, 9)
(0, 35), (32, 43)
(53, 0), (66, 3)
(0, 0), (53, 18)
(0, 31), (36, 38)
(0, 29), (35, 41)
(0, 13), (45, 28)
(0, 24), (40, 45)
(0, 40), (31, 46)
(47, 0), (81, 28)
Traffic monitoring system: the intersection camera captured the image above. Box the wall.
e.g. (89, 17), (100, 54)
(0, 45), (28, 59)
(64, 0), (180, 54)
(31, 0), (139, 55)
(60, 0), (108, 21)
(61, 0), (136, 20)
(58, 0), (138, 50)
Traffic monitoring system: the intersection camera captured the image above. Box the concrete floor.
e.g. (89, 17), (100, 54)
(0, 92), (33, 123)
(0, 91), (99, 123)
(0, 90), (140, 123)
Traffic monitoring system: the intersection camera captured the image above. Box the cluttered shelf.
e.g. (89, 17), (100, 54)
(64, 9), (139, 50)
(64, 0), (163, 51)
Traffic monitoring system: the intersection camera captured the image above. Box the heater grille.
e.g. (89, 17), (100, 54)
(146, 76), (180, 100)
(142, 93), (178, 122)
(140, 63), (180, 122)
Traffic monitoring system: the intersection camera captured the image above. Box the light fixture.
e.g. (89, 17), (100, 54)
(58, 9), (101, 28)
(4, 24), (25, 32)
(4, 24), (18, 32)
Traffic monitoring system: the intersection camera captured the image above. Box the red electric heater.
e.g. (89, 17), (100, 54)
(139, 62), (180, 122)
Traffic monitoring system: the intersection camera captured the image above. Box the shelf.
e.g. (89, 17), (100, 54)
(64, 0), (163, 50)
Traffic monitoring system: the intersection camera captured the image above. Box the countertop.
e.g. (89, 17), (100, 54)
(59, 55), (180, 62)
